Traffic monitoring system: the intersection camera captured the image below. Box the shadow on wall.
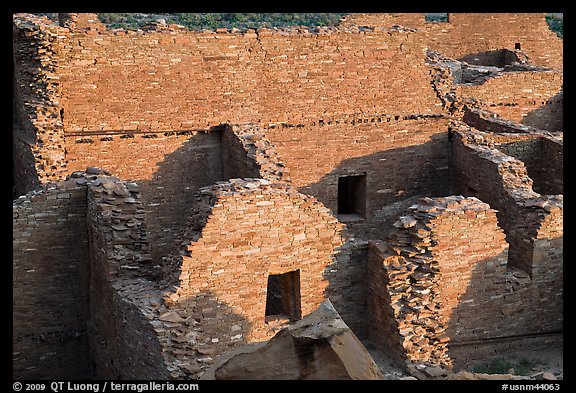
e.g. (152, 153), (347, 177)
(520, 88), (563, 132)
(312, 135), (450, 340)
(135, 131), (225, 264)
(164, 290), (253, 378)
(298, 134), (451, 241)
(458, 49), (521, 68)
(445, 245), (563, 370)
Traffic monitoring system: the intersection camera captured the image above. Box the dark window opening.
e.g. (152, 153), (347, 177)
(515, 43), (522, 50)
(265, 270), (301, 322)
(338, 174), (367, 217)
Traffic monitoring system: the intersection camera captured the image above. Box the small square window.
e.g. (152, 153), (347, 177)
(515, 43), (522, 50)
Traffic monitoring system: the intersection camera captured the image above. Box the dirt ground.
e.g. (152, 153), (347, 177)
(362, 340), (563, 380)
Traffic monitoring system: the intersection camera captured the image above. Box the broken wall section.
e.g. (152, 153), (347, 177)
(158, 178), (355, 378)
(65, 123), (289, 264)
(221, 123), (290, 183)
(451, 121), (562, 276)
(13, 15), (68, 195)
(85, 170), (171, 379)
(450, 123), (562, 336)
(462, 107), (563, 195)
(367, 197), (508, 370)
(367, 195), (561, 371)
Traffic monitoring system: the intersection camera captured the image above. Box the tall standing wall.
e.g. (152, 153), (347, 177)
(13, 181), (91, 379)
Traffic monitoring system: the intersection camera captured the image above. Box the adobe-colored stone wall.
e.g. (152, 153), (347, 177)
(48, 22), (441, 132)
(220, 123), (290, 182)
(66, 131), (224, 261)
(540, 137), (563, 194)
(456, 71), (563, 125)
(367, 196), (562, 370)
(343, 13), (563, 69)
(159, 179), (349, 377)
(85, 172), (169, 379)
(264, 116), (451, 239)
(13, 182), (91, 379)
(450, 123), (563, 311)
(12, 15), (68, 192)
(428, 14), (563, 70)
(367, 197), (508, 369)
(339, 13), (427, 28)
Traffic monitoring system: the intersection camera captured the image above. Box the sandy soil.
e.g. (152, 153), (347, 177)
(362, 340), (563, 380)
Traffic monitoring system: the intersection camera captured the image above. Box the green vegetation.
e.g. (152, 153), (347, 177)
(545, 15), (563, 37)
(96, 13), (348, 31)
(473, 357), (541, 376)
(30, 12), (563, 38)
(425, 13), (449, 23)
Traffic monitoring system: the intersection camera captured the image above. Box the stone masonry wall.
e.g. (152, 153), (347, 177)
(540, 137), (563, 195)
(427, 13), (563, 70)
(367, 197), (508, 369)
(456, 71), (563, 125)
(264, 116), (451, 240)
(367, 196), (562, 370)
(220, 123), (290, 183)
(158, 178), (350, 378)
(66, 130), (224, 262)
(46, 20), (442, 132)
(342, 13), (563, 69)
(85, 170), (171, 379)
(450, 123), (563, 327)
(13, 15), (68, 191)
(13, 180), (91, 379)
(459, 111), (563, 196)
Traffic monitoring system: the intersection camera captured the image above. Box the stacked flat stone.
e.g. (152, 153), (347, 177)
(229, 123), (290, 183)
(369, 196), (512, 370)
(13, 14), (68, 184)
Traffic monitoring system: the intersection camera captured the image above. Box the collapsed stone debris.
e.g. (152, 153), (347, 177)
(13, 12), (562, 380)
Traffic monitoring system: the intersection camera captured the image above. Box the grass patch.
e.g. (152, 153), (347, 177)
(473, 357), (542, 375)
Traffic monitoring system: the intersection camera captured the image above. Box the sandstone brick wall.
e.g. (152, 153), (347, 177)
(159, 179), (350, 377)
(65, 124), (289, 262)
(13, 181), (91, 379)
(521, 89), (563, 132)
(367, 197), (508, 368)
(85, 171), (170, 379)
(66, 131), (224, 262)
(324, 241), (369, 339)
(13, 15), (68, 192)
(488, 133), (563, 196)
(46, 21), (441, 132)
(344, 13), (563, 69)
(456, 71), (563, 125)
(220, 123), (290, 183)
(450, 123), (562, 326)
(429, 13), (563, 70)
(264, 117), (451, 240)
(367, 196), (562, 370)
(540, 137), (563, 194)
(339, 13), (428, 28)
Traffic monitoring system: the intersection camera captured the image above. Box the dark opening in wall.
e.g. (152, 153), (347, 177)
(338, 174), (367, 218)
(515, 43), (522, 50)
(265, 270), (302, 322)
